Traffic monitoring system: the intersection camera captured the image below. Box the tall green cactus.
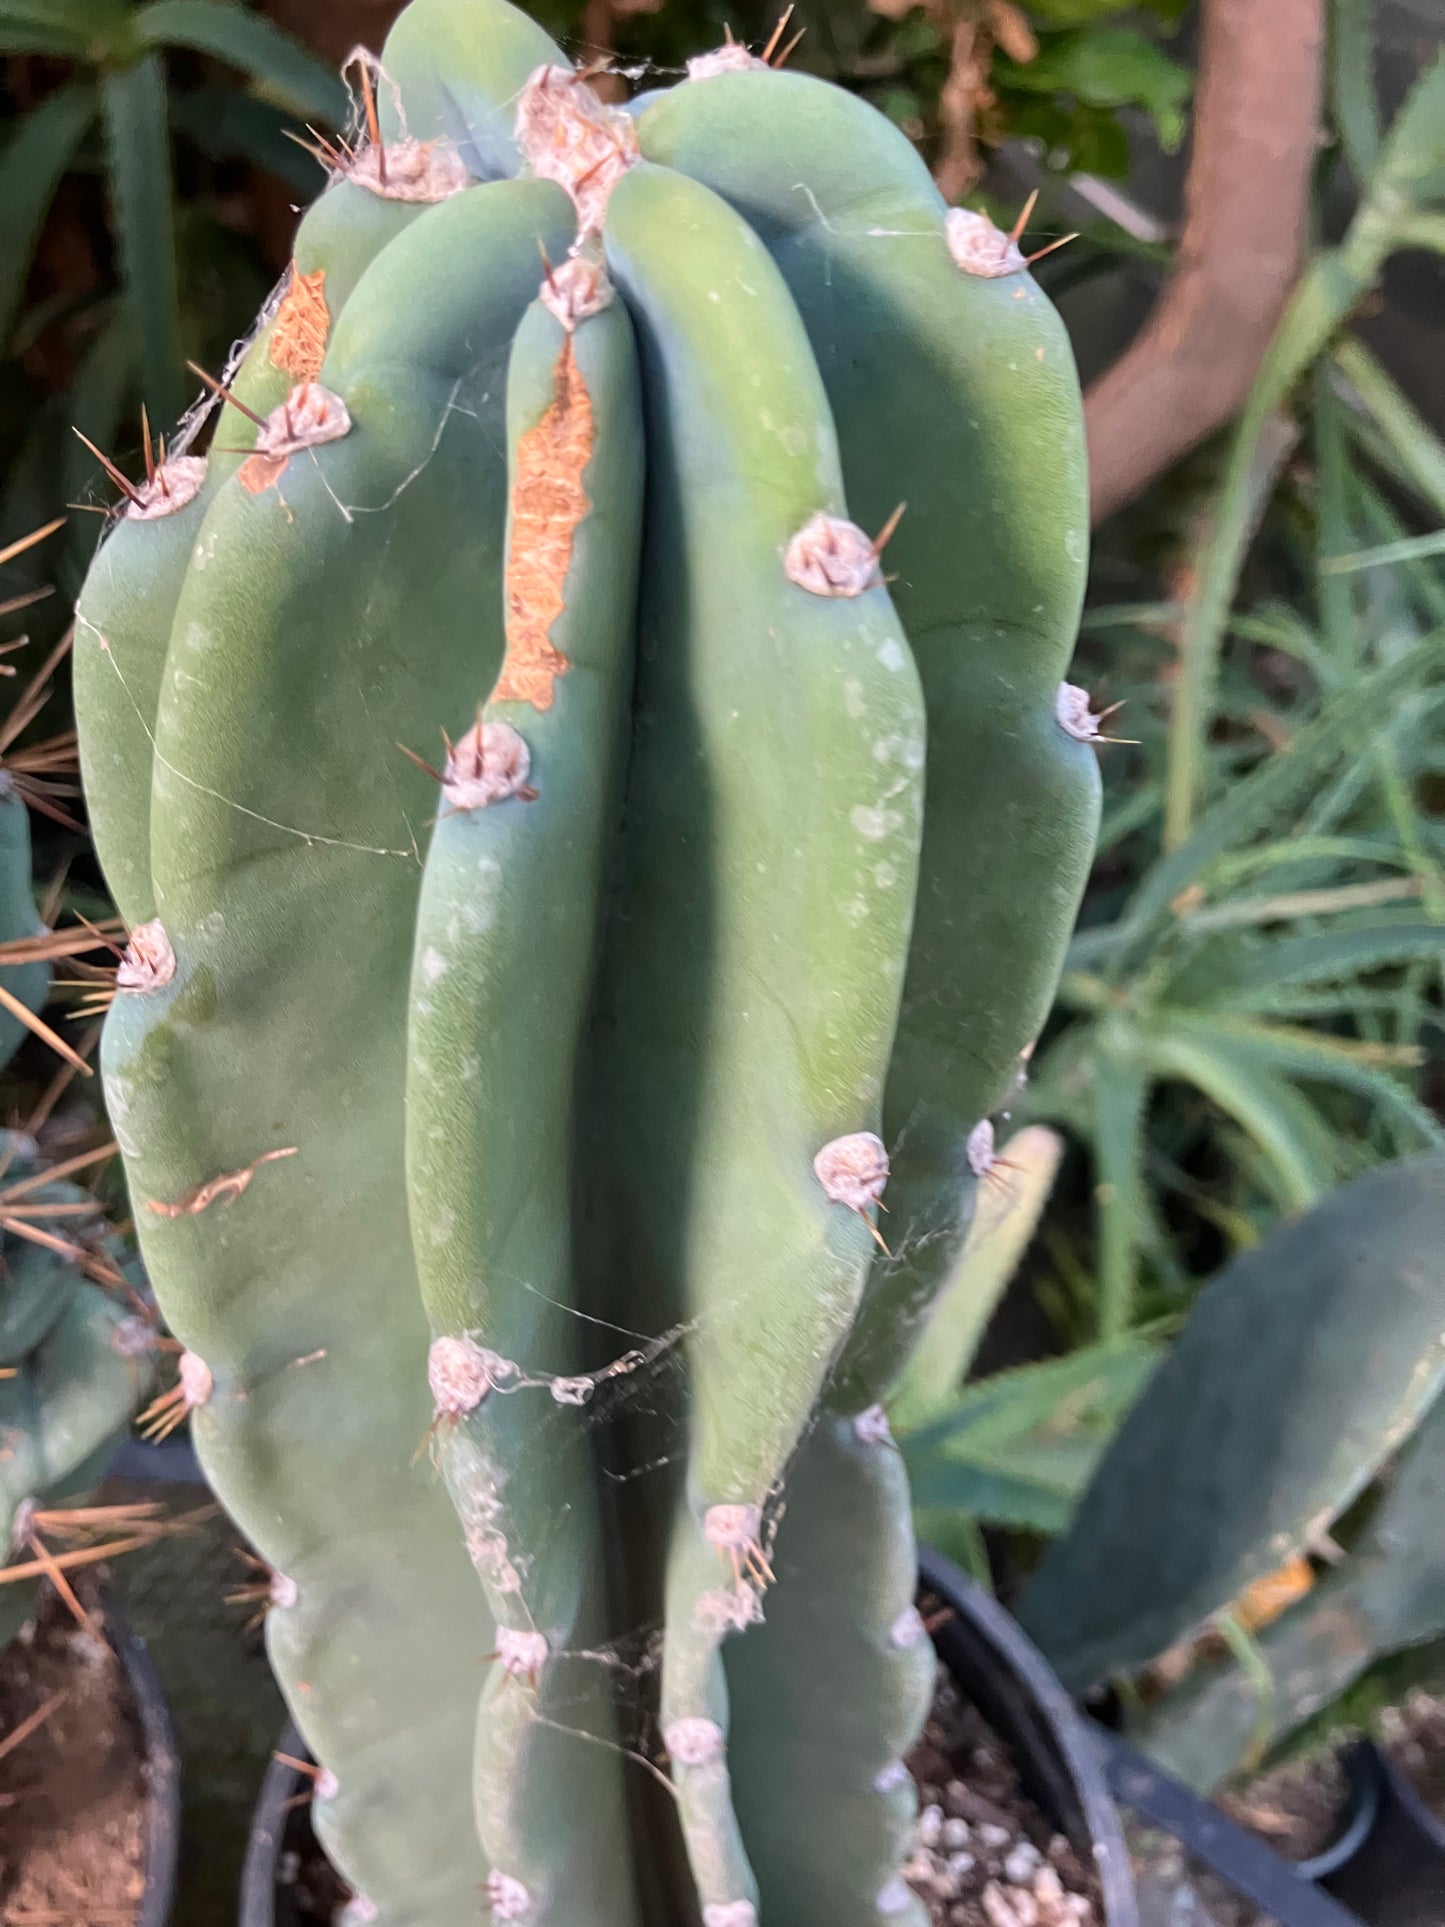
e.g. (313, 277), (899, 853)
(76, 5), (1099, 1921)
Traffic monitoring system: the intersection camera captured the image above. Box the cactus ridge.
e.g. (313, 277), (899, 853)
(78, 4), (1097, 1920)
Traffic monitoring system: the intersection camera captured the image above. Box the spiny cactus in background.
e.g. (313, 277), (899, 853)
(0, 521), (156, 1648)
(75, 3), (1100, 1920)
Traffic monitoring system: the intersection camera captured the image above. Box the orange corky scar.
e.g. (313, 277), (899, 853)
(492, 337), (594, 712)
(270, 267), (330, 383)
(147, 1145), (298, 1218)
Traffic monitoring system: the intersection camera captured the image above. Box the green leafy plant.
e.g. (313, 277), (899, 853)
(72, 3), (1108, 1921)
(1018, 45), (1445, 1339)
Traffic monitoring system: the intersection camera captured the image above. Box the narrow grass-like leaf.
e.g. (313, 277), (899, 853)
(0, 86), (95, 351)
(99, 53), (182, 427)
(134, 0), (346, 123)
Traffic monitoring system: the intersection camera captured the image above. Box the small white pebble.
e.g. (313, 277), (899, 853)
(1004, 1843), (1042, 1883)
(980, 1823), (1013, 1849)
(1033, 1867), (1064, 1905)
(946, 1851), (976, 1879)
(919, 1805), (943, 1848)
(945, 1779), (968, 1812)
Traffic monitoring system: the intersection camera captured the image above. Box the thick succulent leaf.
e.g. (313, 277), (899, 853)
(1019, 1155), (1445, 1691)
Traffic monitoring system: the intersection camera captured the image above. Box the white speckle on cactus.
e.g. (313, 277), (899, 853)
(876, 1876), (916, 1917)
(428, 1207), (456, 1247)
(665, 1716), (725, 1766)
(843, 678), (866, 719)
(889, 1605), (927, 1650)
(1055, 681), (1111, 742)
(178, 1351), (213, 1409)
(877, 636), (908, 672)
(427, 1334), (493, 1415)
(813, 1132), (889, 1211)
(486, 1871), (534, 1920)
(694, 1585), (764, 1635)
(850, 804), (899, 842)
(198, 910), (225, 941)
(117, 920), (175, 992)
(843, 896), (870, 923)
(315, 1767), (338, 1801)
(548, 1374), (594, 1405)
(110, 1316), (158, 1358)
(125, 454), (208, 522)
(874, 1758), (911, 1794)
(702, 1904), (757, 1927)
(420, 946), (448, 986)
(443, 720), (533, 810)
(852, 1404), (892, 1446)
(337, 1895), (378, 1926)
(687, 43), (767, 79)
(874, 861), (897, 888)
(515, 66), (637, 234)
(496, 1627), (549, 1677)
(270, 1571), (298, 1610)
(540, 252), (615, 331)
(945, 207), (1026, 278)
(966, 1119), (996, 1178)
(704, 1502), (761, 1550)
(784, 513), (882, 598)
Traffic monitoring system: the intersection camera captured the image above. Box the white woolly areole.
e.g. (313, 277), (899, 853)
(337, 1896), (378, 1926)
(270, 1571), (298, 1609)
(945, 207), (1026, 279)
(874, 1758), (911, 1794)
(443, 720), (532, 810)
(428, 1334), (493, 1415)
(704, 1502), (762, 1550)
(344, 138), (468, 202)
(487, 1871), (534, 1920)
(497, 1627), (549, 1676)
(540, 253), (614, 330)
(315, 1767), (339, 1801)
(703, 1905), (758, 1927)
(784, 513), (883, 598)
(876, 1876), (915, 1916)
(889, 1605), (927, 1650)
(255, 383), (351, 458)
(695, 1585), (764, 1634)
(966, 1118), (996, 1178)
(178, 1351), (212, 1409)
(1055, 681), (1104, 741)
(814, 1131), (889, 1210)
(852, 1403), (892, 1446)
(110, 1316), (158, 1358)
(665, 1716), (725, 1766)
(687, 44), (768, 79)
(125, 456), (208, 521)
(515, 66), (638, 234)
(117, 919), (176, 992)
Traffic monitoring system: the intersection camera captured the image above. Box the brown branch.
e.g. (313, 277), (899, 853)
(1083, 0), (1325, 525)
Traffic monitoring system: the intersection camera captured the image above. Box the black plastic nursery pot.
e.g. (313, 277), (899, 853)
(240, 1547), (1140, 1927)
(111, 1597), (185, 1927)
(1295, 1740), (1445, 1927)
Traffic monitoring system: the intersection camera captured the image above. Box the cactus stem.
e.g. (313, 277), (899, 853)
(144, 1145), (298, 1219)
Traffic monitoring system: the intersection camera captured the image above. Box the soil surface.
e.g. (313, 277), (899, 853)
(0, 1578), (149, 1925)
(1379, 1688), (1445, 1820)
(905, 1667), (1101, 1926)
